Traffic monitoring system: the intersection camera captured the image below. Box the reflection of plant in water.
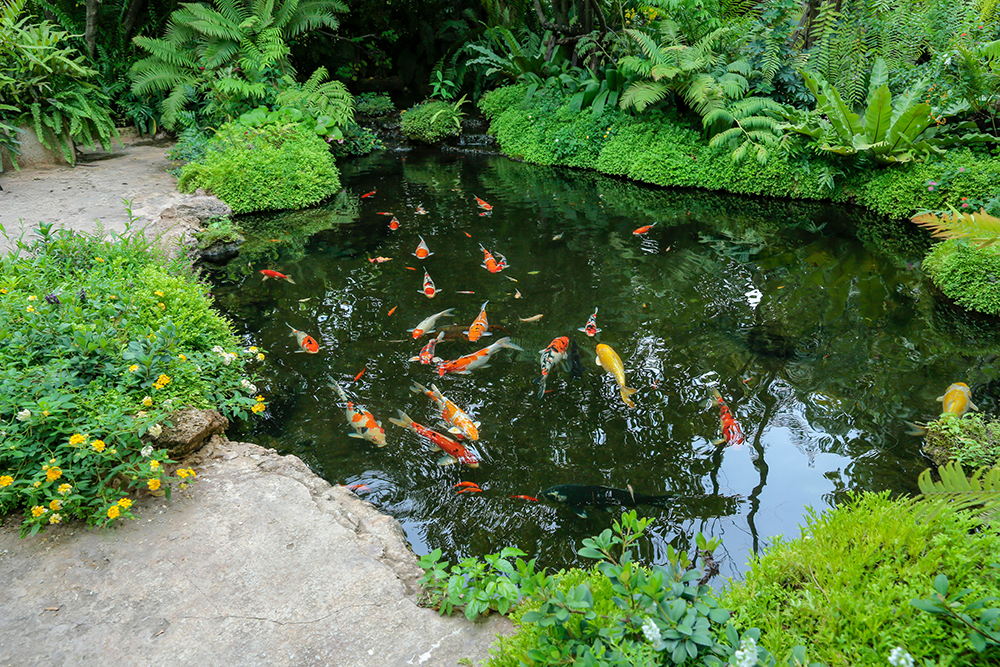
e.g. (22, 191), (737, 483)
(699, 227), (769, 263)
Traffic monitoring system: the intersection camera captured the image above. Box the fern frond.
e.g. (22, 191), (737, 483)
(619, 80), (671, 112)
(911, 207), (1000, 249)
(913, 462), (1000, 523)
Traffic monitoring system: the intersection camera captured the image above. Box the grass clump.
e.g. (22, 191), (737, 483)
(924, 413), (1000, 469)
(193, 217), (243, 251)
(354, 92), (395, 117)
(923, 239), (1000, 316)
(0, 222), (266, 536)
(177, 120), (340, 214)
(719, 491), (1000, 666)
(400, 100), (464, 144)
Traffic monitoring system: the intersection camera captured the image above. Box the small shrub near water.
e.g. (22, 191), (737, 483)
(400, 100), (463, 144)
(0, 222), (265, 536)
(922, 239), (1000, 316)
(924, 413), (1000, 469)
(354, 92), (395, 117)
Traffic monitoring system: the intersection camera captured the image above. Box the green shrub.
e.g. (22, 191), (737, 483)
(354, 92), (395, 117)
(923, 413), (1000, 469)
(400, 100), (463, 143)
(720, 492), (1000, 666)
(192, 217), (243, 251)
(923, 239), (1000, 315)
(0, 222), (265, 536)
(596, 116), (665, 176)
(478, 84), (528, 121)
(177, 121), (340, 214)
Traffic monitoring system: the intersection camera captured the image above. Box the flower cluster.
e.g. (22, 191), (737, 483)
(212, 345), (237, 365)
(152, 374), (171, 390)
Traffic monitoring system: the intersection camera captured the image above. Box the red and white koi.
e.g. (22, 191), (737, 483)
(409, 332), (445, 365)
(388, 411), (479, 467)
(474, 195), (493, 212)
(415, 205), (428, 215)
(480, 244), (508, 273)
(411, 381), (480, 441)
(389, 216), (400, 230)
(420, 269), (439, 298)
(361, 189), (377, 199)
(465, 301), (491, 342)
(536, 336), (569, 399)
(260, 269), (295, 284)
(286, 323), (320, 354)
(633, 222), (657, 235)
(368, 256), (392, 264)
(578, 308), (601, 337)
(413, 235), (433, 260)
(410, 307), (455, 339)
(710, 388), (744, 447)
(437, 337), (523, 376)
(330, 382), (386, 447)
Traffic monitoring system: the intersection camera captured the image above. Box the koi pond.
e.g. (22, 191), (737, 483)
(211, 148), (1000, 579)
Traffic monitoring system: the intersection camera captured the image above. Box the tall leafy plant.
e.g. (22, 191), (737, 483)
(129, 0), (347, 130)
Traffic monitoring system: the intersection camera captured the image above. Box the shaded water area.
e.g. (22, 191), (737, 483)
(212, 149), (1000, 580)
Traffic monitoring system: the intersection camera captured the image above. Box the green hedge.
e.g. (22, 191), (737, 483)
(922, 238), (1000, 315)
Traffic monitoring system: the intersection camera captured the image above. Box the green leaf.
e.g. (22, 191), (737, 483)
(862, 85), (892, 144)
(911, 599), (944, 614)
(933, 573), (949, 596)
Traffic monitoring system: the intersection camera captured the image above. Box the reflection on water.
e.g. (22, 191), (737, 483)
(211, 149), (999, 579)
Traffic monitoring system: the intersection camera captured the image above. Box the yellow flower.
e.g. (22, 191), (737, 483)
(147, 478), (161, 491)
(129, 364), (139, 373)
(69, 433), (85, 446)
(91, 439), (106, 452)
(142, 396), (153, 407)
(187, 469), (196, 478)
(58, 483), (72, 495)
(0, 288), (7, 294)
(49, 499), (62, 511)
(0, 475), (13, 487)
(178, 354), (187, 361)
(154, 374), (171, 388)
(95, 257), (105, 263)
(49, 513), (62, 524)
(255, 395), (265, 402)
(158, 302), (165, 310)
(256, 353), (265, 361)
(155, 290), (164, 297)
(107, 505), (120, 519)
(118, 498), (132, 509)
(46, 467), (63, 482)
(251, 402), (266, 414)
(248, 346), (258, 353)
(26, 306), (35, 313)
(42, 410), (49, 417)
(176, 468), (189, 479)
(31, 505), (46, 518)
(27, 295), (37, 301)
(150, 460), (160, 470)
(33, 481), (41, 488)
(109, 295), (116, 300)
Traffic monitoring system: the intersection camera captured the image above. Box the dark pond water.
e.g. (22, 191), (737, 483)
(211, 149), (1000, 580)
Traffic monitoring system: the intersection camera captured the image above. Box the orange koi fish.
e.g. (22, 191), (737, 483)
(938, 382), (979, 416)
(479, 212), (489, 217)
(464, 231), (473, 238)
(474, 195), (493, 211)
(353, 367), (367, 382)
(455, 482), (481, 490)
(347, 483), (370, 492)
(456, 290), (475, 294)
(411, 381), (480, 441)
(420, 269), (439, 298)
(480, 244), (509, 273)
(410, 331), (446, 365)
(410, 307), (456, 339)
(578, 308), (601, 337)
(376, 212), (393, 216)
(510, 495), (539, 502)
(413, 235), (433, 260)
(260, 269), (295, 284)
(415, 205), (428, 215)
(387, 306), (397, 316)
(286, 323), (320, 354)
(389, 216), (400, 230)
(388, 411), (479, 467)
(437, 337), (523, 376)
(405, 266), (417, 271)
(537, 336), (569, 399)
(330, 382), (386, 447)
(633, 222), (657, 235)
(361, 189), (377, 199)
(368, 256), (392, 263)
(465, 301), (491, 342)
(457, 487), (482, 493)
(710, 388), (744, 447)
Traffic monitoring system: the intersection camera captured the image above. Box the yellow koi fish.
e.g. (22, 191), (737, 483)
(595, 343), (636, 408)
(938, 382), (978, 417)
(411, 381), (480, 441)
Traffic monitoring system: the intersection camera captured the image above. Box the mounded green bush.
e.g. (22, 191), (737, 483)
(354, 92), (395, 117)
(478, 84), (528, 121)
(923, 239), (1000, 315)
(720, 492), (1000, 666)
(400, 100), (462, 143)
(923, 413), (1000, 469)
(177, 121), (340, 214)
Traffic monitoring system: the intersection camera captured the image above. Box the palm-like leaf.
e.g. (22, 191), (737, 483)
(911, 208), (1000, 249)
(913, 462), (1000, 523)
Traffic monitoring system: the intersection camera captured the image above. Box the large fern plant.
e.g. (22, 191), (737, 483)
(130, 0), (347, 130)
(0, 0), (118, 166)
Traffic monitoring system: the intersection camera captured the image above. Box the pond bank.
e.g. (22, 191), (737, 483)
(0, 143), (512, 666)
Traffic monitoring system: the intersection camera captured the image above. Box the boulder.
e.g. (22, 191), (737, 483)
(152, 408), (229, 459)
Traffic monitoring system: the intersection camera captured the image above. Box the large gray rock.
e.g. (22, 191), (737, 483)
(0, 438), (513, 667)
(153, 408), (229, 459)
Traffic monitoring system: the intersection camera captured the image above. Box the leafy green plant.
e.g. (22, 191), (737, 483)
(922, 238), (1000, 316)
(911, 207), (1000, 249)
(177, 118), (341, 214)
(354, 92), (395, 117)
(912, 573), (1000, 654)
(923, 414), (1000, 470)
(0, 217), (265, 537)
(401, 100), (464, 143)
(915, 461), (1000, 519)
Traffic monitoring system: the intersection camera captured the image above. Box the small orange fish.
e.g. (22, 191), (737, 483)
(368, 256), (392, 263)
(480, 244), (508, 273)
(405, 266), (417, 271)
(387, 306), (397, 316)
(376, 212), (393, 216)
(410, 331), (445, 365)
(711, 388), (744, 447)
(353, 367), (367, 382)
(389, 216), (400, 230)
(260, 269), (295, 284)
(415, 205), (428, 215)
(454, 482), (481, 489)
(347, 483), (370, 492)
(465, 301), (491, 342)
(420, 269), (439, 298)
(633, 222), (657, 235)
(457, 487), (482, 493)
(268, 239), (282, 243)
(388, 411), (479, 467)
(510, 495), (538, 502)
(286, 322), (320, 354)
(361, 189), (377, 199)
(479, 212), (489, 217)
(474, 195), (493, 211)
(464, 231), (472, 238)
(413, 235), (433, 260)
(456, 290), (475, 294)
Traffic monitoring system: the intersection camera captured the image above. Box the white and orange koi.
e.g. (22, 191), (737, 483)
(578, 308), (601, 337)
(388, 411), (478, 467)
(415, 205), (428, 215)
(465, 301), (491, 342)
(474, 195), (493, 212)
(437, 337), (523, 376)
(710, 388), (744, 447)
(413, 235), (433, 260)
(411, 381), (480, 441)
(330, 382), (386, 447)
(409, 307), (455, 339)
(536, 336), (569, 399)
(420, 269), (439, 298)
(480, 244), (509, 273)
(409, 332), (445, 365)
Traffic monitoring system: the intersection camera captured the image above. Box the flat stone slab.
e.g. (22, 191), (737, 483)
(0, 439), (512, 667)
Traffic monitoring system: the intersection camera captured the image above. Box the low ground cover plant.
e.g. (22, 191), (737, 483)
(401, 99), (466, 143)
(0, 220), (264, 536)
(354, 92), (395, 117)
